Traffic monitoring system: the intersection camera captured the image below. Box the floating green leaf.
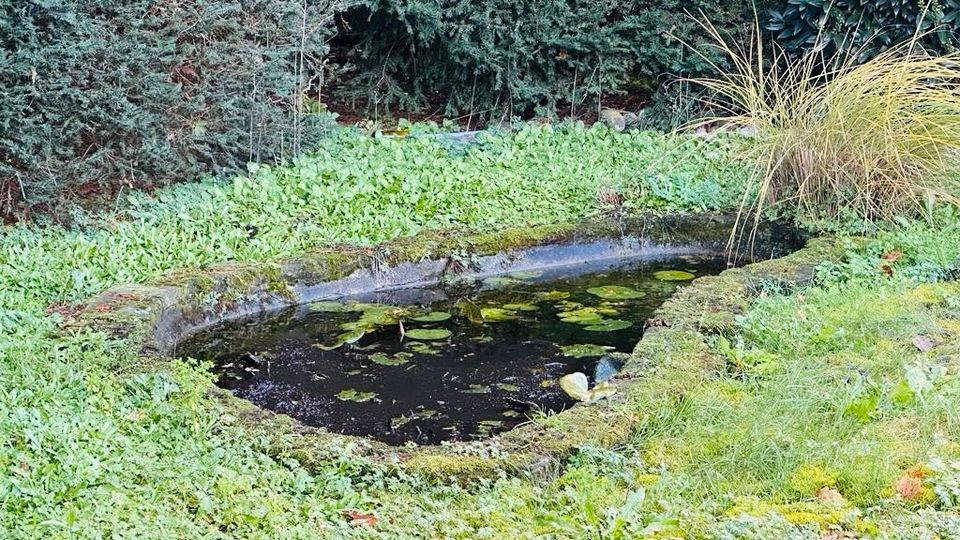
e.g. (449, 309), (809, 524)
(653, 270), (696, 281)
(313, 328), (365, 351)
(462, 384), (491, 394)
(390, 415), (412, 429)
(480, 307), (517, 322)
(583, 319), (633, 332)
(336, 388), (377, 402)
(370, 352), (412, 366)
(561, 343), (614, 358)
(537, 290), (571, 300)
(586, 285), (645, 299)
(405, 328), (452, 340)
(502, 302), (539, 312)
(495, 383), (520, 392)
(557, 307), (604, 324)
(412, 311), (452, 322)
(308, 301), (354, 313)
(406, 341), (441, 355)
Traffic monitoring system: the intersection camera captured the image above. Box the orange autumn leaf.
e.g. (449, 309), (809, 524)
(816, 486), (845, 504)
(881, 250), (904, 262)
(342, 509), (377, 527)
(895, 474), (923, 500)
(96, 304), (112, 313)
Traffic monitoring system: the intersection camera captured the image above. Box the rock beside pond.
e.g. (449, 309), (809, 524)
(599, 109), (626, 131)
(594, 353), (629, 384)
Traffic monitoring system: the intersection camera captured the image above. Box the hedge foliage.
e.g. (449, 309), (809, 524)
(337, 0), (763, 124)
(0, 0), (340, 221)
(769, 0), (960, 59)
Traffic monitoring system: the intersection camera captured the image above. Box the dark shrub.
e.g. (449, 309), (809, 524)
(335, 0), (761, 125)
(0, 0), (339, 221)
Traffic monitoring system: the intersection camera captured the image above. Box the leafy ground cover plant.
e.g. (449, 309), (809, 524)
(3, 122), (960, 538)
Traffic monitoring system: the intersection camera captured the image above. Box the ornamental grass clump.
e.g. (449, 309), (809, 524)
(691, 20), (960, 233)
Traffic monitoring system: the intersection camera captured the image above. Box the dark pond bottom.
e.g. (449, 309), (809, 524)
(181, 255), (734, 445)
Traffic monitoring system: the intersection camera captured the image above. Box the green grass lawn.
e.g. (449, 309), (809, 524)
(2, 124), (960, 538)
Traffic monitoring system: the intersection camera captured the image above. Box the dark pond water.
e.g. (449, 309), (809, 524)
(181, 254), (735, 445)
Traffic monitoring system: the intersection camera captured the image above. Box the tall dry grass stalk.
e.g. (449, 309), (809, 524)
(690, 18), (960, 237)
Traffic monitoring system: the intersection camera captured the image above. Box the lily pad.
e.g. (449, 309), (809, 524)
(653, 270), (696, 281)
(336, 388), (377, 402)
(308, 301), (353, 313)
(412, 311), (452, 322)
(390, 415), (412, 429)
(557, 307), (605, 324)
(502, 303), (539, 312)
(370, 352), (412, 366)
(405, 328), (452, 341)
(462, 384), (492, 394)
(406, 341), (441, 355)
(561, 343), (614, 358)
(537, 290), (571, 300)
(583, 319), (633, 332)
(313, 328), (365, 351)
(480, 307), (517, 322)
(586, 285), (645, 300)
(495, 383), (521, 392)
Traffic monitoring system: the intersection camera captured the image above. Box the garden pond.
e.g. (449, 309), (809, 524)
(180, 253), (743, 445)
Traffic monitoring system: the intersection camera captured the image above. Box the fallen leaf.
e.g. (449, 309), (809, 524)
(342, 509), (377, 527)
(96, 304), (112, 312)
(894, 474), (923, 500)
(816, 486), (845, 504)
(912, 335), (936, 352)
(882, 250), (904, 262)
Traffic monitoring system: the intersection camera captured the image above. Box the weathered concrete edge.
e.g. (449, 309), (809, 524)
(65, 214), (745, 356)
(62, 214), (820, 481)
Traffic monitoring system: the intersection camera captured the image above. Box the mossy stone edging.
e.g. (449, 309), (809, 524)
(64, 215), (822, 481)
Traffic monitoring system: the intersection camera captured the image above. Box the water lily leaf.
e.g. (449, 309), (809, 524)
(584, 319), (632, 332)
(370, 352), (412, 366)
(405, 328), (452, 340)
(559, 372), (590, 401)
(336, 388), (377, 402)
(480, 307), (517, 322)
(462, 384), (491, 394)
(502, 409), (522, 418)
(561, 343), (614, 358)
(390, 415), (412, 429)
(653, 270), (696, 281)
(502, 302), (539, 312)
(308, 301), (353, 313)
(587, 285), (645, 299)
(537, 290), (571, 300)
(314, 328), (365, 350)
(412, 311), (452, 322)
(470, 335), (493, 343)
(406, 341), (441, 355)
(495, 383), (520, 392)
(557, 307), (604, 324)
